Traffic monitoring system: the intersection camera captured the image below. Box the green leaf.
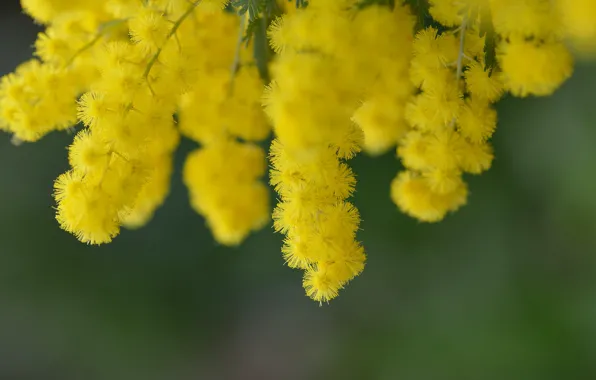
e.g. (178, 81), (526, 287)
(405, 0), (432, 31)
(232, 0), (261, 17)
(232, 0), (279, 19)
(479, 7), (497, 75)
(233, 0), (280, 44)
(252, 16), (271, 82)
(292, 0), (309, 9)
(243, 16), (262, 44)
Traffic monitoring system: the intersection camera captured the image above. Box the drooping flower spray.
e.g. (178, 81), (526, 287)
(0, 0), (589, 302)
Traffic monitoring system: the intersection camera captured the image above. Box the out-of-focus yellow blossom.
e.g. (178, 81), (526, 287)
(557, 0), (596, 54)
(490, 0), (560, 38)
(184, 140), (270, 246)
(391, 170), (467, 223)
(176, 11), (271, 245)
(490, 0), (573, 96)
(498, 38), (573, 97)
(428, 0), (491, 27)
(351, 5), (415, 155)
(428, 0), (464, 27)
(21, 0), (107, 24)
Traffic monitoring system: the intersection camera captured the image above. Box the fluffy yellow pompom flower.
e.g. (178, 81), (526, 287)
(0, 60), (79, 142)
(498, 38), (573, 97)
(457, 98), (497, 143)
(352, 97), (408, 155)
(488, 0), (573, 97)
(54, 167), (120, 245)
(68, 129), (111, 175)
(391, 171), (467, 223)
(410, 27), (459, 83)
(464, 61), (504, 103)
(128, 8), (171, 54)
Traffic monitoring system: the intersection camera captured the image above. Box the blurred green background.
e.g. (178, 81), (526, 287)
(2, 3), (596, 379)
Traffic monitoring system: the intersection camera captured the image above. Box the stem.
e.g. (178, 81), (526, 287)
(449, 13), (468, 128)
(11, 136), (23, 146)
(64, 19), (128, 68)
(143, 0), (202, 80)
(455, 15), (468, 83)
(228, 14), (246, 94)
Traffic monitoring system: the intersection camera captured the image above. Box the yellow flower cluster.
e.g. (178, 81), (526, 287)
(393, 0), (574, 223)
(0, 60), (80, 142)
(0, 2), (110, 142)
(0, 0), (270, 245)
(266, 1), (414, 302)
(395, 24), (495, 222)
(428, 0), (573, 97)
(0, 0), (590, 303)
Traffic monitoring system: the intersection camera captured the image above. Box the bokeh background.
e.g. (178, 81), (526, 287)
(2, 2), (596, 379)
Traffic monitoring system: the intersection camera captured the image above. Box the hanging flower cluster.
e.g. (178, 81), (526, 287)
(0, 0), (593, 302)
(265, 1), (414, 301)
(2, 0), (269, 245)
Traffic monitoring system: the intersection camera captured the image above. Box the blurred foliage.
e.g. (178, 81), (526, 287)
(1, 2), (596, 379)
